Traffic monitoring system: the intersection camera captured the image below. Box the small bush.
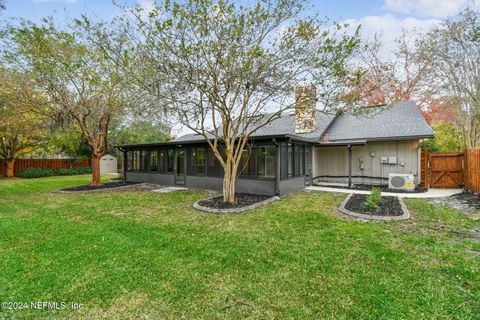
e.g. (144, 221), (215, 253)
(17, 168), (56, 178)
(76, 167), (92, 174)
(56, 168), (92, 175)
(363, 187), (382, 210)
(16, 167), (92, 178)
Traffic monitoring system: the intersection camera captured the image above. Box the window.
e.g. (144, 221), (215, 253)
(191, 147), (206, 176)
(287, 143), (293, 177)
(299, 145), (305, 175)
(249, 147), (257, 176)
(132, 150), (141, 171)
(127, 151), (132, 171)
(239, 149), (251, 176)
(167, 149), (174, 173)
(281, 143), (307, 179)
(159, 149), (166, 172)
(208, 150), (215, 168)
(141, 150), (150, 171)
(258, 145), (276, 178)
(207, 148), (222, 177)
(150, 151), (158, 171)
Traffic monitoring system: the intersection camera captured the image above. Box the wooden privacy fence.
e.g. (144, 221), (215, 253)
(0, 158), (91, 176)
(421, 151), (465, 189)
(464, 148), (480, 193)
(429, 152), (464, 188)
(421, 148), (480, 191)
(420, 150), (428, 188)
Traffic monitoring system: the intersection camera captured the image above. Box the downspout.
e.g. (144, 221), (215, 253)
(273, 138), (281, 196)
(348, 144), (352, 188)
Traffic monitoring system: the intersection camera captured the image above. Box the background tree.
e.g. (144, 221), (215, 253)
(0, 68), (47, 177)
(418, 9), (480, 148)
(110, 119), (171, 155)
(421, 97), (460, 125)
(420, 98), (463, 152)
(83, 0), (361, 203)
(9, 19), (131, 185)
(421, 123), (463, 152)
(40, 129), (93, 161)
(345, 32), (432, 108)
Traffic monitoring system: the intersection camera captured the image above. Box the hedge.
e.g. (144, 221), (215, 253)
(16, 167), (92, 178)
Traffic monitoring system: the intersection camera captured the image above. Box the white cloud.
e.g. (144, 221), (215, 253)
(384, 0), (479, 18)
(33, 0), (78, 3)
(344, 14), (440, 47)
(124, 0), (157, 21)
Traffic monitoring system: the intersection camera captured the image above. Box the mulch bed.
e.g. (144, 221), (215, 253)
(59, 181), (141, 192)
(451, 191), (480, 210)
(197, 193), (271, 209)
(317, 183), (426, 194)
(344, 194), (404, 216)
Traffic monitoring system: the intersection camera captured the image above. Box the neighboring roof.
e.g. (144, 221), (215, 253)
(320, 101), (433, 143)
(116, 101), (433, 149)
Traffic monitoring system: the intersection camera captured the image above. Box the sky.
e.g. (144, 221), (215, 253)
(2, 0), (479, 136)
(4, 0), (479, 42)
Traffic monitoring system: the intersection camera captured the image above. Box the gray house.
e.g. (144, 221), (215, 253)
(117, 90), (433, 196)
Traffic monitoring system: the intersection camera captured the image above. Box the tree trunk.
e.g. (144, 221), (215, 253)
(222, 159), (237, 204)
(5, 159), (15, 178)
(91, 155), (101, 186)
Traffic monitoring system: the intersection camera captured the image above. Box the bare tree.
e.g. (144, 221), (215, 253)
(418, 9), (480, 148)
(94, 0), (359, 203)
(345, 31), (432, 108)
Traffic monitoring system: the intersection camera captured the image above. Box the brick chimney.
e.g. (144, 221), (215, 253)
(295, 85), (317, 133)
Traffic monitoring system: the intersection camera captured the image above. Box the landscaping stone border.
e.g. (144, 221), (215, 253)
(55, 183), (161, 194)
(338, 193), (410, 221)
(193, 195), (280, 214)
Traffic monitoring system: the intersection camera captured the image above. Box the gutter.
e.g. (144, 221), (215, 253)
(317, 140), (367, 147)
(319, 134), (434, 146)
(116, 134), (322, 150)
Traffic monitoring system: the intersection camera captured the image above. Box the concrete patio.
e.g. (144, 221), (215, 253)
(305, 186), (462, 198)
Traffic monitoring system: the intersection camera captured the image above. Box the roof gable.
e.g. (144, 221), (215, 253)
(320, 101), (433, 143)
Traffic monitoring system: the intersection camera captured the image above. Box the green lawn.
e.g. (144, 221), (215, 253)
(0, 176), (479, 319)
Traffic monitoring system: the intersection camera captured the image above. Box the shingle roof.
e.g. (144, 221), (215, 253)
(170, 133), (210, 143)
(320, 101), (433, 143)
(159, 101), (433, 146)
(170, 112), (336, 143)
(246, 112), (335, 139)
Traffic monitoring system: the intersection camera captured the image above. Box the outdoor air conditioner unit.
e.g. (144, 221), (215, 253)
(388, 174), (414, 191)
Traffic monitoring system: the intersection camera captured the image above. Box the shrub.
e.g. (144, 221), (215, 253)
(16, 167), (92, 178)
(76, 167), (92, 174)
(56, 168), (92, 175)
(363, 187), (382, 210)
(17, 168), (56, 178)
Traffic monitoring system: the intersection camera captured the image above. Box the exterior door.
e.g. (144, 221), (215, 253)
(175, 149), (186, 185)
